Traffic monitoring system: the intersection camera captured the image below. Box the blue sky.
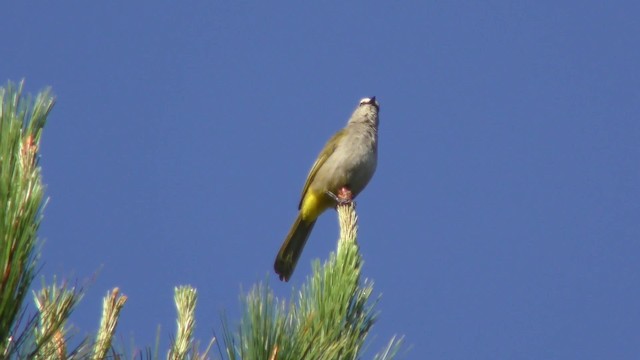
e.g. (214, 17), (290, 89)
(3, 1), (639, 358)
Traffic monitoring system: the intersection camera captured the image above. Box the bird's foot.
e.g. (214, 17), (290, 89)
(326, 187), (353, 205)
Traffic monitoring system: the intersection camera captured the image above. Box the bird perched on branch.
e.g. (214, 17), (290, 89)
(274, 97), (380, 281)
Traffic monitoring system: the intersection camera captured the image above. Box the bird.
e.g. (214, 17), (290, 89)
(274, 97), (380, 281)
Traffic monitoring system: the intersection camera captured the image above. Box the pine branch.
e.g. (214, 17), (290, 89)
(31, 278), (82, 360)
(0, 81), (90, 360)
(93, 287), (127, 360)
(221, 202), (403, 359)
(167, 286), (214, 360)
(0, 80), (55, 358)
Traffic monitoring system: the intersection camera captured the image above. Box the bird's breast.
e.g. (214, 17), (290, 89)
(310, 127), (377, 198)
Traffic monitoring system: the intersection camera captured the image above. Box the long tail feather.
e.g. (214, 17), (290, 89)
(274, 214), (316, 281)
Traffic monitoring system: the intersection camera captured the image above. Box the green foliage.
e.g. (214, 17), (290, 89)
(93, 288), (127, 360)
(0, 81), (55, 358)
(0, 82), (88, 359)
(32, 278), (84, 360)
(169, 286), (214, 360)
(221, 203), (403, 360)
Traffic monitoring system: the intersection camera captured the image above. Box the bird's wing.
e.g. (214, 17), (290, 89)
(298, 129), (344, 209)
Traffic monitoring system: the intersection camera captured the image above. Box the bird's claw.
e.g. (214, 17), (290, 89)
(326, 187), (353, 205)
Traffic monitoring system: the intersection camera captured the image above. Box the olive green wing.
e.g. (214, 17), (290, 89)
(298, 129), (344, 209)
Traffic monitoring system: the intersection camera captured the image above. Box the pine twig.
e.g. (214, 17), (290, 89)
(93, 287), (127, 360)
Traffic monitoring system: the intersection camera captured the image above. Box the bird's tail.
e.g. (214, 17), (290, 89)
(274, 214), (316, 281)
